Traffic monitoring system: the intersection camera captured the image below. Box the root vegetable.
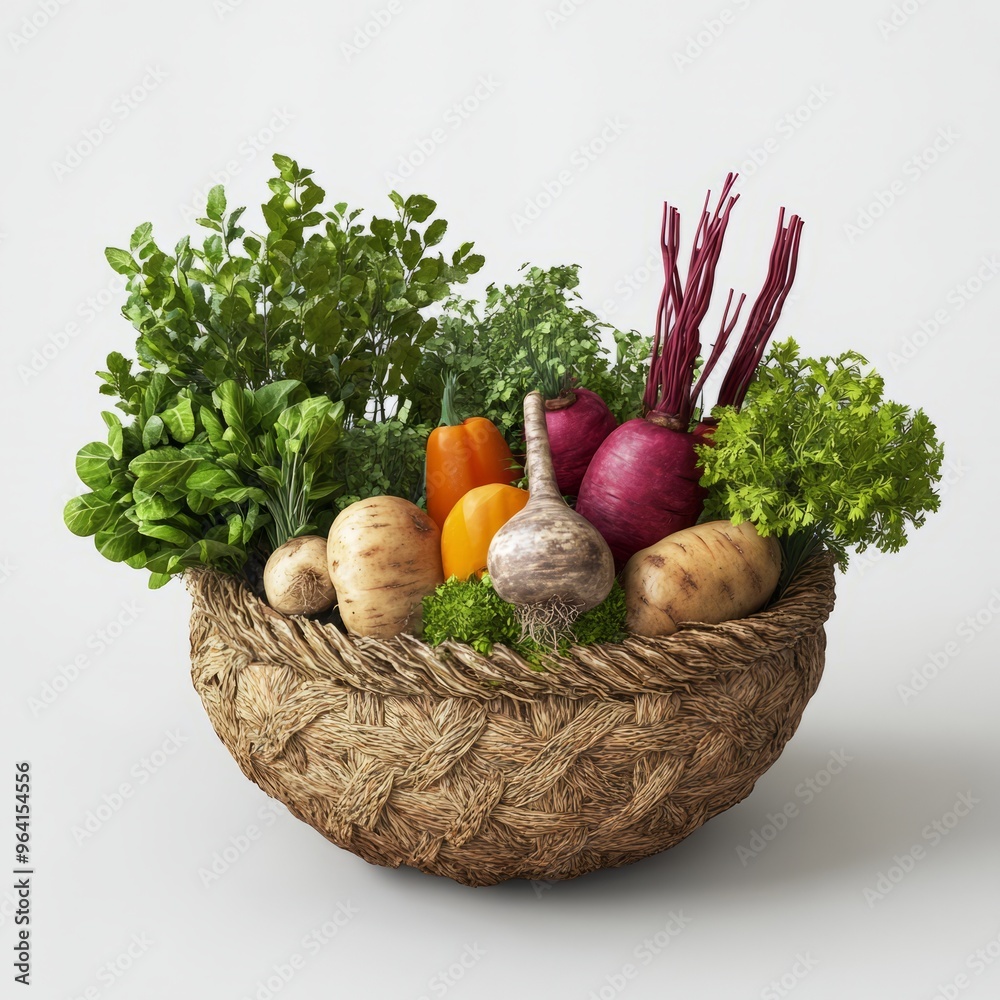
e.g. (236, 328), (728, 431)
(487, 391), (615, 644)
(622, 520), (781, 637)
(263, 535), (337, 616)
(327, 496), (443, 639)
(577, 180), (804, 572)
(576, 178), (741, 568)
(544, 387), (617, 497)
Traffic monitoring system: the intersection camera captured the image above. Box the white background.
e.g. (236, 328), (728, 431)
(2, 1), (998, 997)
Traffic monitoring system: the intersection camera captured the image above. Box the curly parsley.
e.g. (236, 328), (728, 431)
(697, 339), (944, 583)
(422, 574), (626, 664)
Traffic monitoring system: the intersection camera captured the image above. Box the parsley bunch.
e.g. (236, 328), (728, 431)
(400, 264), (650, 437)
(697, 339), (944, 584)
(422, 575), (626, 664)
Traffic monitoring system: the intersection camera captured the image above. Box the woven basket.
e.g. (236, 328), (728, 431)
(187, 551), (835, 886)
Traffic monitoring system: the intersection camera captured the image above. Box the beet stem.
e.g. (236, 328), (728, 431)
(716, 210), (804, 410)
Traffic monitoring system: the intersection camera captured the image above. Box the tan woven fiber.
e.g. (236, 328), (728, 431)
(188, 551), (836, 886)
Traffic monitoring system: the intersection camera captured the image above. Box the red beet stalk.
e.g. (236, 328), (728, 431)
(576, 175), (742, 568)
(695, 208), (804, 445)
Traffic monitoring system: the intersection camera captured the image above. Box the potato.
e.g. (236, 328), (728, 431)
(327, 496), (444, 639)
(622, 520), (781, 637)
(263, 535), (337, 615)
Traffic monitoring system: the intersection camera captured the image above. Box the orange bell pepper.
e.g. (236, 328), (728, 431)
(425, 376), (519, 530)
(441, 483), (529, 581)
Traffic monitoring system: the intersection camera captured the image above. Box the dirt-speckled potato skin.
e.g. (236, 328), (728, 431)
(622, 520), (781, 637)
(327, 497), (444, 639)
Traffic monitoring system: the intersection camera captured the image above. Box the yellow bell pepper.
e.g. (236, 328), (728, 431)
(441, 483), (529, 581)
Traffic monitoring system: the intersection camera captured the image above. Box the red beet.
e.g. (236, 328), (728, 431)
(576, 415), (706, 568)
(691, 419), (717, 452)
(544, 387), (617, 497)
(577, 176), (741, 569)
(578, 182), (805, 570)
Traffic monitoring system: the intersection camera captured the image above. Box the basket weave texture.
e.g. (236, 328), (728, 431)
(188, 551), (835, 886)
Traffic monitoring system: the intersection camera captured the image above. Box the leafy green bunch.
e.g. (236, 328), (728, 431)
(400, 264), (650, 438)
(697, 339), (944, 582)
(105, 153), (484, 424)
(336, 417), (431, 510)
(66, 154), (487, 585)
(422, 574), (627, 663)
(65, 354), (344, 586)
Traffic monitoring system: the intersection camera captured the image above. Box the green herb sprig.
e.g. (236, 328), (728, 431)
(104, 154), (484, 424)
(422, 574), (627, 664)
(66, 154), (484, 584)
(64, 359), (345, 586)
(697, 339), (944, 586)
(400, 264), (650, 437)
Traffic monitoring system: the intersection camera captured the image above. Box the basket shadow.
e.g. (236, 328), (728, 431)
(374, 736), (995, 902)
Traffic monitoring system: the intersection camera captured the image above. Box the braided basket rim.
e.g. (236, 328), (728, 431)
(186, 550), (836, 703)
